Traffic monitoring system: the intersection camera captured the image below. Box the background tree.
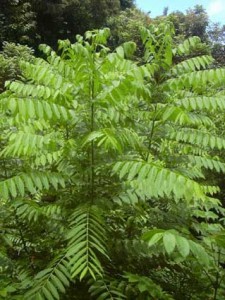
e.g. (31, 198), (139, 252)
(163, 6), (169, 16)
(107, 8), (151, 57)
(0, 42), (34, 92)
(31, 0), (120, 47)
(119, 0), (134, 10)
(164, 5), (209, 42)
(184, 5), (209, 41)
(208, 22), (225, 66)
(0, 0), (121, 49)
(158, 6), (225, 64)
(0, 0), (37, 48)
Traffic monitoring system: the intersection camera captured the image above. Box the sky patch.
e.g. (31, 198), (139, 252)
(136, 0), (225, 24)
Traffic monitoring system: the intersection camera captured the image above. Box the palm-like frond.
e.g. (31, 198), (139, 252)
(24, 257), (70, 300)
(66, 206), (108, 280)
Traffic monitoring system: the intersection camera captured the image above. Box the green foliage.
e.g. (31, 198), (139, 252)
(107, 8), (150, 57)
(1, 24), (225, 299)
(88, 276), (126, 300)
(159, 6), (225, 67)
(124, 273), (173, 299)
(34, 0), (120, 47)
(143, 229), (211, 265)
(0, 42), (34, 91)
(165, 5), (209, 42)
(0, 0), (122, 49)
(66, 207), (108, 280)
(208, 23), (225, 67)
(119, 0), (134, 10)
(24, 258), (70, 300)
(0, 0), (37, 46)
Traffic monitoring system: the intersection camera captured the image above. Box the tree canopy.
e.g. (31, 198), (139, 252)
(0, 0), (135, 49)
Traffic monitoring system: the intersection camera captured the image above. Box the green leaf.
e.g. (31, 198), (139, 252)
(189, 241), (210, 266)
(175, 236), (190, 257)
(146, 232), (164, 247)
(163, 232), (176, 255)
(8, 178), (17, 198)
(15, 176), (25, 196)
(116, 46), (124, 59)
(42, 286), (55, 300)
(51, 275), (66, 294)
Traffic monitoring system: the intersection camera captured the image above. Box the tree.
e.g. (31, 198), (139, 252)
(0, 0), (121, 49)
(119, 0), (134, 10)
(1, 24), (225, 299)
(31, 0), (120, 47)
(59, 0), (120, 40)
(0, 0), (37, 48)
(163, 6), (169, 16)
(164, 6), (225, 66)
(184, 5), (209, 41)
(208, 22), (225, 66)
(107, 8), (151, 57)
(0, 42), (34, 92)
(165, 5), (209, 42)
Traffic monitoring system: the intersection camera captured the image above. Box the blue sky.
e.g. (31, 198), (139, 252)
(135, 0), (225, 24)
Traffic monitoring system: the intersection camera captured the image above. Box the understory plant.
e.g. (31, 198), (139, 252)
(1, 23), (225, 299)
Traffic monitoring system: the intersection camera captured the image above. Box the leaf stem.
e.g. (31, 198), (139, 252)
(90, 48), (96, 204)
(213, 250), (221, 300)
(146, 104), (157, 161)
(14, 209), (35, 271)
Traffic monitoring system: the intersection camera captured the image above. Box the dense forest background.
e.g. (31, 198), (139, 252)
(1, 1), (225, 299)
